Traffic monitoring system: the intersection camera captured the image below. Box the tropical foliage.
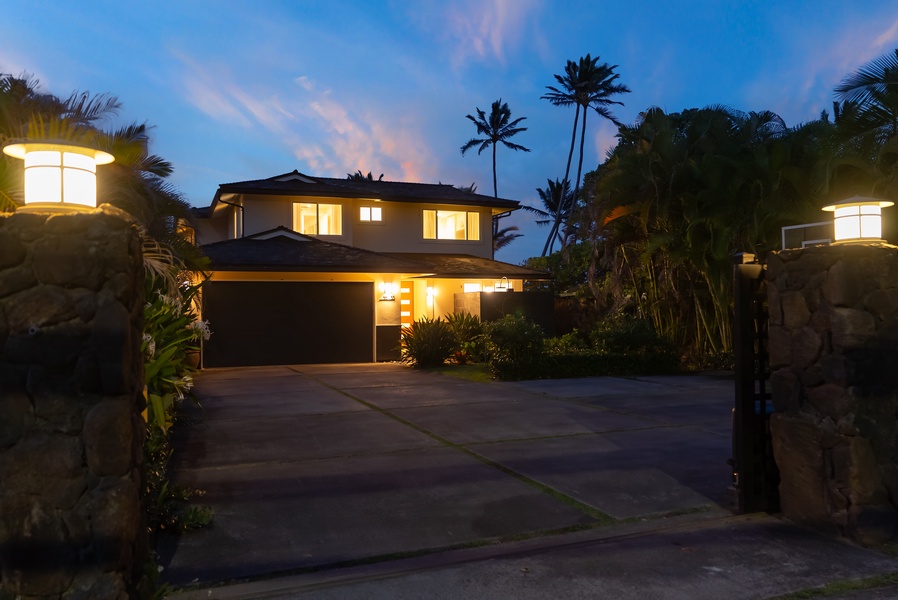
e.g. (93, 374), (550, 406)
(541, 55), (630, 255)
(543, 48), (898, 364)
(460, 98), (530, 198)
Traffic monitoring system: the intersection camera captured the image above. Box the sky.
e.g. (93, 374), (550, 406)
(3, 0), (898, 263)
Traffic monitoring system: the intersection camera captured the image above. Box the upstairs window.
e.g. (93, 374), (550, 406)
(359, 206), (382, 221)
(293, 202), (342, 235)
(423, 209), (480, 241)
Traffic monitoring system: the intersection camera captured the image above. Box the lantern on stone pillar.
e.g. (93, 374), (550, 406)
(822, 196), (893, 245)
(2, 141), (114, 212)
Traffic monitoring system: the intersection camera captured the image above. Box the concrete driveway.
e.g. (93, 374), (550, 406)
(159, 363), (738, 587)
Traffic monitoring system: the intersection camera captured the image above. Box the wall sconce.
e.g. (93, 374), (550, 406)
(495, 276), (510, 292)
(426, 286), (437, 305)
(378, 281), (396, 301)
(2, 141), (115, 212)
(822, 196), (893, 244)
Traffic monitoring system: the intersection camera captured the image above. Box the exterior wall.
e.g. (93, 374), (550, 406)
(0, 208), (146, 597)
(767, 245), (898, 544)
(198, 195), (495, 258)
(352, 201), (492, 258)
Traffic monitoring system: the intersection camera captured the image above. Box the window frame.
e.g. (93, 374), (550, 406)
(422, 209), (481, 241)
(293, 202), (343, 236)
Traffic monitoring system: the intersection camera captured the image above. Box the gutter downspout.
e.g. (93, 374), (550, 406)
(218, 198), (244, 238)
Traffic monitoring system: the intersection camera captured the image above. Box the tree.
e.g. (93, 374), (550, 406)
(493, 225), (522, 252)
(523, 178), (572, 249)
(460, 99), (530, 198)
(347, 170), (384, 181)
(541, 55), (630, 255)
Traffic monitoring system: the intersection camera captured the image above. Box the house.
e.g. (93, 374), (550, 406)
(193, 170), (552, 367)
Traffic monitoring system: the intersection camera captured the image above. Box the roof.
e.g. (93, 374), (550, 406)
(208, 170), (520, 213)
(201, 228), (551, 279)
(201, 227), (432, 273)
(385, 253), (551, 280)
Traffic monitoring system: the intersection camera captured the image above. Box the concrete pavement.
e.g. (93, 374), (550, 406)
(160, 364), (898, 598)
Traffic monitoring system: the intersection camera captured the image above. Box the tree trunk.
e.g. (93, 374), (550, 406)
(543, 106), (580, 256)
(491, 141), (498, 198)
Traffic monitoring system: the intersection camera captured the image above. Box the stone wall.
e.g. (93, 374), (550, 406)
(767, 245), (898, 544)
(0, 207), (146, 599)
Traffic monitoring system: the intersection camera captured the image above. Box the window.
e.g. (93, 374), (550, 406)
(360, 206), (382, 221)
(422, 209), (480, 241)
(293, 202), (342, 235)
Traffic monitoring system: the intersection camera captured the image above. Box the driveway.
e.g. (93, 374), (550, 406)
(158, 363), (737, 587)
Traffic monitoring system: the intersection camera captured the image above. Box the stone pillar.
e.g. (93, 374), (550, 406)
(767, 245), (898, 544)
(0, 207), (146, 599)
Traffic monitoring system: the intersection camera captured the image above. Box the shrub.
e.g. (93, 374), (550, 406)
(401, 317), (456, 368)
(484, 314), (545, 380)
(589, 316), (680, 374)
(446, 311), (484, 364)
(544, 328), (589, 353)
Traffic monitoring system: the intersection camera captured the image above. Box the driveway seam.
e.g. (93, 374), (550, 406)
(302, 371), (618, 525)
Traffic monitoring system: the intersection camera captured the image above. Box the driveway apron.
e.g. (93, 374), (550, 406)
(158, 364), (735, 587)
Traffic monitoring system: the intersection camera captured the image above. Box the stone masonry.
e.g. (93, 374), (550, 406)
(0, 207), (145, 599)
(767, 244), (898, 544)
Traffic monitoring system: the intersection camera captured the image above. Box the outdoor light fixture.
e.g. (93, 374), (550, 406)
(379, 281), (396, 301)
(2, 141), (114, 212)
(495, 276), (510, 292)
(822, 196), (893, 245)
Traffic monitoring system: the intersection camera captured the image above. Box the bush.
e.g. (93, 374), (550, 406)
(446, 311), (484, 364)
(401, 317), (456, 368)
(588, 316), (680, 374)
(484, 314), (545, 380)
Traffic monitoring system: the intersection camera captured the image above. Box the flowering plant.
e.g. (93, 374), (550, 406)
(142, 275), (210, 432)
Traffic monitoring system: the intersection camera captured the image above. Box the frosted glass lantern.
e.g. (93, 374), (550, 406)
(822, 196), (893, 244)
(3, 142), (114, 211)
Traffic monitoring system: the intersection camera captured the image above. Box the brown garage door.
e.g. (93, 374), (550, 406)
(202, 281), (374, 367)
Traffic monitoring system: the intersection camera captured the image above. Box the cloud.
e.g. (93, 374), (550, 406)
(175, 52), (436, 181)
(438, 0), (543, 68)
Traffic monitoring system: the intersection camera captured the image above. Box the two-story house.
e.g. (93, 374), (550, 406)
(193, 170), (551, 367)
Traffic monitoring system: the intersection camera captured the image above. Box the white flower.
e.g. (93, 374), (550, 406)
(142, 333), (155, 358)
(189, 319), (212, 341)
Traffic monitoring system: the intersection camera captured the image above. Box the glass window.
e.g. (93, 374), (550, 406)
(293, 202), (342, 235)
(423, 209), (437, 239)
(360, 206), (382, 221)
(422, 209), (481, 240)
(467, 212), (480, 241)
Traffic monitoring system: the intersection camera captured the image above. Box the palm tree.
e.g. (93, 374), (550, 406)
(834, 49), (898, 142)
(541, 55), (630, 255)
(523, 178), (572, 252)
(493, 225), (522, 252)
(460, 99), (530, 198)
(347, 170), (384, 181)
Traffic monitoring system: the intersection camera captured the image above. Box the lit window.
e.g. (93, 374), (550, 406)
(422, 209), (481, 240)
(360, 206), (382, 221)
(463, 283), (482, 293)
(293, 202), (342, 235)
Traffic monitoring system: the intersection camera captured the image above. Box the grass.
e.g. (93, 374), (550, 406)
(429, 362), (493, 383)
(766, 571), (898, 599)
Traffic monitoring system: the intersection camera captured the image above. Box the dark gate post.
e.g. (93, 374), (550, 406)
(732, 252), (779, 513)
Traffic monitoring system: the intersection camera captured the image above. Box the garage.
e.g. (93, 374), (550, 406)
(202, 281), (374, 367)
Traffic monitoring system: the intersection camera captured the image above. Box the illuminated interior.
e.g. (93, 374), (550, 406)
(422, 209), (480, 240)
(293, 202), (342, 235)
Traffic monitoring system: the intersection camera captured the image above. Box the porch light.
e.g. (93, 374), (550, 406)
(3, 141), (114, 212)
(495, 276), (510, 292)
(379, 281), (396, 301)
(822, 196), (893, 244)
(426, 286), (437, 306)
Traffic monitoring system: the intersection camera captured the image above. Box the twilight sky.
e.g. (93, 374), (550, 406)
(3, 1), (898, 262)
